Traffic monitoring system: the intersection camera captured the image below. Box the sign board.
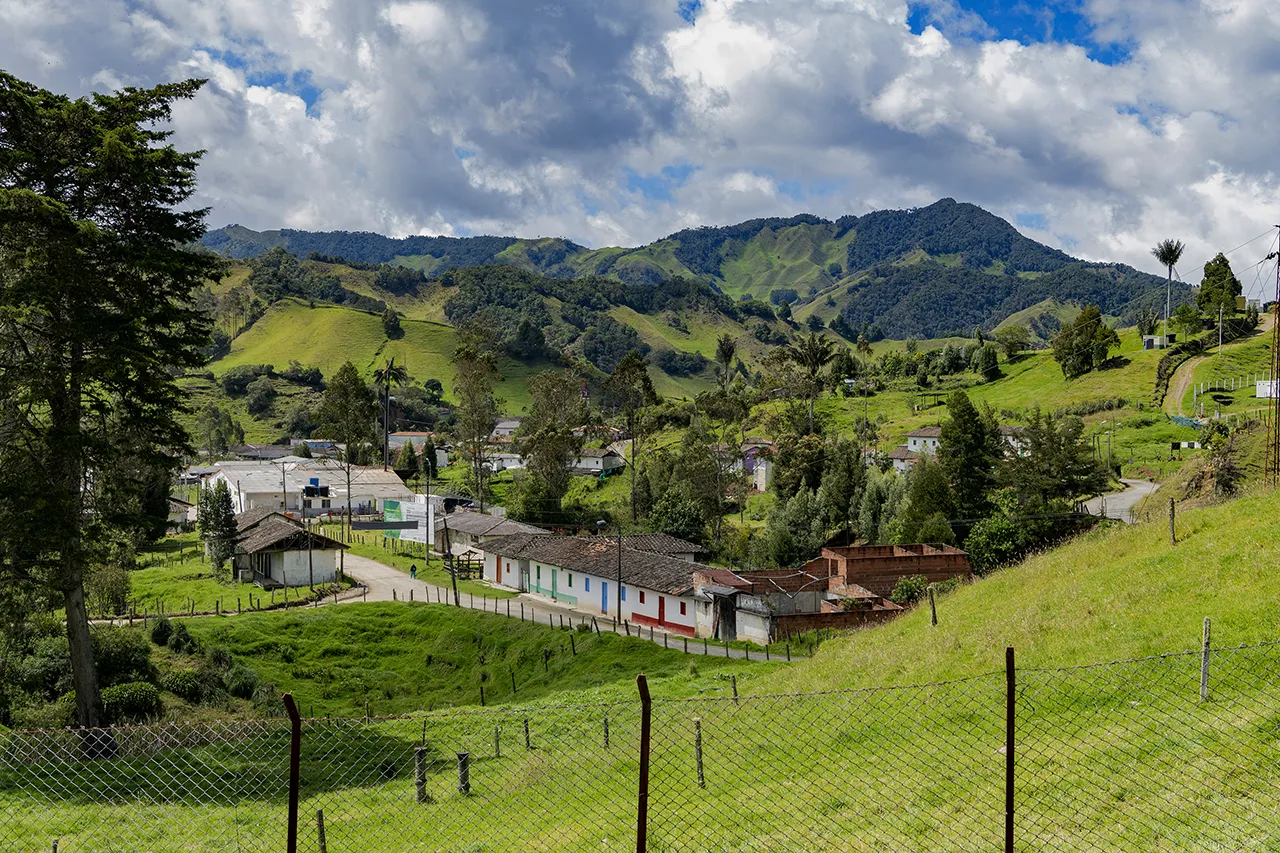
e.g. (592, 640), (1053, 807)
(382, 499), (434, 546)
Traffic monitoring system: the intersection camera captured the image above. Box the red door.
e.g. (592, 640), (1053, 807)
(658, 595), (665, 627)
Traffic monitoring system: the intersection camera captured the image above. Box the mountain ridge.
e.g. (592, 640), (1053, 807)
(204, 199), (1190, 339)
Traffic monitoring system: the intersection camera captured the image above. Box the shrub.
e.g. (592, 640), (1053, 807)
(149, 616), (173, 647)
(161, 670), (204, 703)
(889, 574), (930, 605)
(167, 622), (199, 655)
(91, 628), (154, 687)
(11, 693), (76, 730)
(224, 664), (261, 700)
(101, 682), (161, 724)
(206, 646), (233, 671)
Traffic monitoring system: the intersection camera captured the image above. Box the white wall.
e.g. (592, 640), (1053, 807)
(736, 610), (772, 645)
(265, 549), (338, 587)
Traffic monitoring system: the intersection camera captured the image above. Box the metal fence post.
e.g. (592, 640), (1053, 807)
(636, 674), (652, 853)
(282, 693), (302, 853)
(1005, 647), (1015, 853)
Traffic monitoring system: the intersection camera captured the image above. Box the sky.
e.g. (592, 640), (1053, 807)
(2, 0), (1279, 283)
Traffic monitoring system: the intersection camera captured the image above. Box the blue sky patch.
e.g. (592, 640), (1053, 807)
(907, 1), (1132, 65)
(625, 163), (697, 201)
(1015, 212), (1049, 231)
(677, 0), (701, 24)
(455, 147), (477, 160)
(198, 46), (324, 115)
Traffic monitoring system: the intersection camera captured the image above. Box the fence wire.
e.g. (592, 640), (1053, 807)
(3, 641), (1280, 852)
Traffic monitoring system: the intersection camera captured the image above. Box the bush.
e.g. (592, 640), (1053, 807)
(149, 616), (173, 647)
(101, 682), (161, 724)
(889, 574), (930, 605)
(224, 664), (261, 700)
(206, 646), (233, 671)
(91, 628), (154, 688)
(11, 693), (76, 730)
(161, 670), (204, 703)
(167, 622), (200, 655)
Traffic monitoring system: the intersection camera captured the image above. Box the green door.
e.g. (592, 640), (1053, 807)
(551, 569), (558, 599)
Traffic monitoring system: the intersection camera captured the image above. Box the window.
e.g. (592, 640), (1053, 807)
(321, 499), (331, 509)
(303, 498), (312, 509)
(639, 590), (646, 604)
(621, 586), (627, 602)
(567, 574), (573, 588)
(536, 566), (541, 581)
(584, 577), (590, 592)
(680, 602), (687, 616)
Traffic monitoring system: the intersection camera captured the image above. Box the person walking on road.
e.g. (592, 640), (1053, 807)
(409, 564), (417, 580)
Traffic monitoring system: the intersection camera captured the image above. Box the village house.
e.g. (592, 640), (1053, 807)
(801, 543), (972, 598)
(231, 507), (346, 588)
(491, 417), (523, 441)
(167, 497), (196, 530)
(434, 510), (548, 559)
(387, 432), (451, 468)
(886, 424), (1026, 471)
(479, 534), (705, 636)
(692, 567), (904, 645)
(572, 448), (625, 475)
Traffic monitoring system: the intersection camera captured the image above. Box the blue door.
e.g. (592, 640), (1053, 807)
(601, 581), (608, 614)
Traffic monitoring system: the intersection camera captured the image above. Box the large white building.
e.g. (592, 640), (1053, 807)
(207, 458), (414, 517)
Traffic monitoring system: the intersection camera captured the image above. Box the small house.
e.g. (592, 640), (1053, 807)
(434, 510), (548, 558)
(905, 426), (942, 455)
(232, 508), (346, 588)
(572, 448), (625, 475)
(886, 445), (919, 473)
(491, 418), (523, 441)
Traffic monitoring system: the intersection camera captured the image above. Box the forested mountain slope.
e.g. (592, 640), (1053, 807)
(204, 199), (1190, 339)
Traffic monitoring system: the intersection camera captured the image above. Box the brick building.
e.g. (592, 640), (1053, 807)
(801, 543), (972, 599)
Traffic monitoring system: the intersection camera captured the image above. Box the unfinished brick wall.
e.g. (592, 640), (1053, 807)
(802, 544), (971, 599)
(773, 608), (899, 640)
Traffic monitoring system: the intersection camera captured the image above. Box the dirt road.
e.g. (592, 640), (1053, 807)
(1083, 478), (1158, 523)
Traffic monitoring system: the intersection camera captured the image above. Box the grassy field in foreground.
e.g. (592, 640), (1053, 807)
(9, 491), (1280, 852)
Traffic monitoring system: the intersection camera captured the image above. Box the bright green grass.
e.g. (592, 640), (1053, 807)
(128, 534), (264, 617)
(210, 299), (547, 412)
(1179, 331), (1274, 418)
(187, 602), (764, 717)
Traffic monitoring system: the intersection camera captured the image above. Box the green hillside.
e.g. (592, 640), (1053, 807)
(204, 198), (1188, 338)
(211, 299), (547, 410)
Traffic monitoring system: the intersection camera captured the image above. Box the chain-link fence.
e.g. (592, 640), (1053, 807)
(4, 636), (1280, 852)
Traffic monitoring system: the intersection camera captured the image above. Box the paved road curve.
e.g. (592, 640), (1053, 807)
(1083, 478), (1158, 523)
(338, 553), (793, 661)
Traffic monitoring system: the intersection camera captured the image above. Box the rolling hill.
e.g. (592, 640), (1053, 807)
(204, 198), (1190, 339)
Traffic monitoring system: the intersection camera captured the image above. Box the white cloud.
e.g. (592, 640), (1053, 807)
(0, 0), (1277, 278)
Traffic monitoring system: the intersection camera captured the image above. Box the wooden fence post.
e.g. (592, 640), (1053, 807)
(316, 810), (328, 853)
(1200, 617), (1211, 702)
(694, 718), (705, 789)
(1169, 498), (1176, 545)
(414, 746), (428, 803)
(456, 752), (471, 795)
(929, 585), (938, 627)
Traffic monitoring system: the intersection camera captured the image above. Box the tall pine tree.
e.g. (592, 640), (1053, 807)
(0, 73), (219, 729)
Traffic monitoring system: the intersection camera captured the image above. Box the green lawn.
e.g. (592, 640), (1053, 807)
(185, 602), (765, 717)
(1179, 332), (1274, 418)
(128, 533), (346, 617)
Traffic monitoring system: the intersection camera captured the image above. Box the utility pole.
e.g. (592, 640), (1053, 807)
(616, 524), (623, 627)
(1219, 305), (1224, 356)
(304, 488), (314, 590)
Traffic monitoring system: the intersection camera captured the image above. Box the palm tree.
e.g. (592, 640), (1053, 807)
(780, 331), (837, 432)
(1151, 239), (1185, 340)
(373, 357), (409, 470)
(714, 333), (737, 394)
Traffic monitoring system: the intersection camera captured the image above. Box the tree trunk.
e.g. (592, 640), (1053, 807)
(64, 577), (103, 730)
